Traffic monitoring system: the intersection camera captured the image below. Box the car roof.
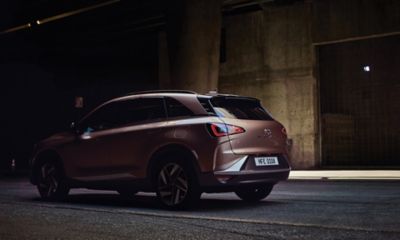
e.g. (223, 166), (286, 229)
(113, 90), (258, 102)
(120, 90), (241, 98)
(78, 90), (260, 124)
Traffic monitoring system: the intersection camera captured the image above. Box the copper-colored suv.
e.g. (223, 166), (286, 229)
(30, 90), (290, 208)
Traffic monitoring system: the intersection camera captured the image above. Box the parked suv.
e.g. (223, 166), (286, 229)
(30, 90), (290, 208)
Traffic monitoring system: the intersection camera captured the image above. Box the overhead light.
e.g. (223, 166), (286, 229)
(1, 0), (120, 34)
(363, 66), (371, 72)
(35, 0), (120, 26)
(0, 23), (32, 34)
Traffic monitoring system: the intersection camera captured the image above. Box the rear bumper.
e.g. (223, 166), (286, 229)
(198, 168), (290, 192)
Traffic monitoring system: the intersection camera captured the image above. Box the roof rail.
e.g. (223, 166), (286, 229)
(123, 90), (198, 96)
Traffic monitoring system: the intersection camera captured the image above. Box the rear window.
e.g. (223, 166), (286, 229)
(210, 97), (273, 120)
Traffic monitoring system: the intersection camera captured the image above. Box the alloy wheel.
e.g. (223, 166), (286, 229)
(37, 160), (69, 200)
(38, 161), (59, 198)
(157, 163), (189, 206)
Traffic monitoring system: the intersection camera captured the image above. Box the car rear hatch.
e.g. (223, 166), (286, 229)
(208, 96), (288, 156)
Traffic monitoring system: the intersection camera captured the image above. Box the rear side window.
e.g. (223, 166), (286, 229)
(165, 97), (194, 118)
(115, 98), (166, 124)
(198, 97), (216, 115)
(210, 97), (273, 120)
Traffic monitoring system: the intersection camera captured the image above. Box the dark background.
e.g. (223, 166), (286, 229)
(0, 0), (164, 170)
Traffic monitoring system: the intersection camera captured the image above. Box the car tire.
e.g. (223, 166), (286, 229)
(154, 158), (201, 209)
(235, 184), (274, 202)
(36, 159), (69, 201)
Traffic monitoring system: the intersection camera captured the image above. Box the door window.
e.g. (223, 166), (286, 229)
(79, 98), (166, 132)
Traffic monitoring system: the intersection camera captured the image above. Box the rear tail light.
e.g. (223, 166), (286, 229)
(207, 123), (245, 137)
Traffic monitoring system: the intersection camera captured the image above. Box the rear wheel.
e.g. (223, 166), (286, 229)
(36, 160), (69, 201)
(154, 159), (200, 209)
(235, 184), (274, 202)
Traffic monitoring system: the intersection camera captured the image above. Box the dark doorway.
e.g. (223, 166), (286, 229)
(319, 35), (400, 167)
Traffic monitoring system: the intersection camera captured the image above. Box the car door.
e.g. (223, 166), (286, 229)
(61, 97), (167, 181)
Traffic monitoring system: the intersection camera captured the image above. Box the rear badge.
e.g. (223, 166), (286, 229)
(263, 128), (272, 138)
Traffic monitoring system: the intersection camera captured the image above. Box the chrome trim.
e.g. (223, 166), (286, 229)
(221, 156), (248, 172)
(215, 168), (291, 176)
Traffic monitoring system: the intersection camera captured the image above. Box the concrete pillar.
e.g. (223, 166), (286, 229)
(158, 31), (171, 89)
(166, 0), (222, 93)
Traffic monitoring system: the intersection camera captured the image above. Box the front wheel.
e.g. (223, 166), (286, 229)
(154, 159), (200, 209)
(235, 184), (274, 202)
(36, 160), (69, 201)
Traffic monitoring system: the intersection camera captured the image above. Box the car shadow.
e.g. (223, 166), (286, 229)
(30, 192), (286, 212)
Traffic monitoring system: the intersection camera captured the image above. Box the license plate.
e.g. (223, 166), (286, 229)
(254, 156), (279, 166)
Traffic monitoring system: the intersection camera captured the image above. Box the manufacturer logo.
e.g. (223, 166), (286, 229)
(263, 128), (272, 138)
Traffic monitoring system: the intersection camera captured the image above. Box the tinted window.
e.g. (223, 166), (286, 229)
(166, 97), (194, 118)
(79, 98), (166, 132)
(210, 97), (273, 120)
(198, 97), (216, 115)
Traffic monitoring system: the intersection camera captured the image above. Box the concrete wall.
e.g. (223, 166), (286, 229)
(313, 0), (400, 43)
(166, 0), (221, 93)
(219, 0), (400, 169)
(219, 2), (318, 169)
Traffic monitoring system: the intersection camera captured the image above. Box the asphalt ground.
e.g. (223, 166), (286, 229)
(289, 170), (400, 180)
(0, 177), (399, 240)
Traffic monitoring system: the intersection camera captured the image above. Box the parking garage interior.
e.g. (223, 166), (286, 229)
(0, 0), (399, 171)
